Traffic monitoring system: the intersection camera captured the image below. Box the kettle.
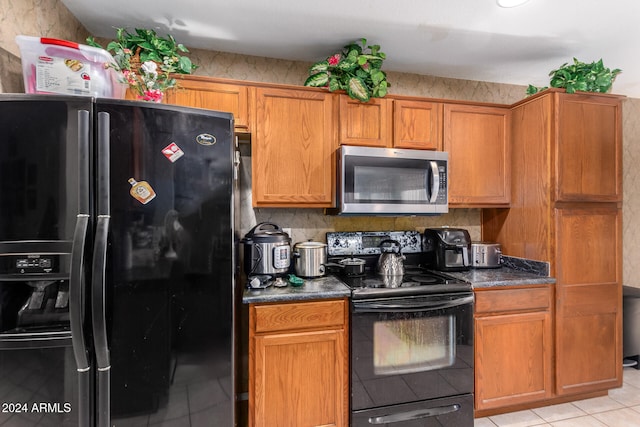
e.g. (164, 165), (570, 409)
(376, 239), (406, 276)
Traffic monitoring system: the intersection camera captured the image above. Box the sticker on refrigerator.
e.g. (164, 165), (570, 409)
(162, 142), (185, 162)
(196, 133), (216, 146)
(128, 178), (156, 204)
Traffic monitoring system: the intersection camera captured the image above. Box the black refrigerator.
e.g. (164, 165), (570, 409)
(0, 94), (236, 426)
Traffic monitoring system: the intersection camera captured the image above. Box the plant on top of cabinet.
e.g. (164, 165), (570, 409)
(526, 58), (621, 95)
(304, 38), (389, 102)
(87, 28), (197, 102)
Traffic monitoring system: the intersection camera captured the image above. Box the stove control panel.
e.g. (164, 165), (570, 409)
(327, 231), (422, 256)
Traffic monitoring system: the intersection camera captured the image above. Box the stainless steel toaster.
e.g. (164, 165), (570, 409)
(470, 242), (502, 268)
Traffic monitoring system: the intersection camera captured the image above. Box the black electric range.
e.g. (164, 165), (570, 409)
(328, 231), (475, 427)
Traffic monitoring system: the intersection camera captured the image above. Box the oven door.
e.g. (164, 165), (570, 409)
(338, 145), (448, 215)
(351, 293), (474, 425)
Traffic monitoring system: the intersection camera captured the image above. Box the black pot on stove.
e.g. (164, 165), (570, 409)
(336, 258), (366, 276)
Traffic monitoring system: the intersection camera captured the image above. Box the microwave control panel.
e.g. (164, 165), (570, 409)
(435, 163), (448, 203)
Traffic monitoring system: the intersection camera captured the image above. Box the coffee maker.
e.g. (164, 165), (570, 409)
(423, 227), (472, 271)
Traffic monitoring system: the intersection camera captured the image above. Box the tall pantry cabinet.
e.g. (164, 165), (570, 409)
(483, 89), (624, 397)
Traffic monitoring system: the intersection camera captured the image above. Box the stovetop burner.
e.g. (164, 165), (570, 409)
(407, 274), (441, 284)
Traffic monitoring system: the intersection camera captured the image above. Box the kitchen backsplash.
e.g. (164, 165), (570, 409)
(2, 0), (640, 287)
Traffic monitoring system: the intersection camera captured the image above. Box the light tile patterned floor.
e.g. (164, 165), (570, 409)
(475, 366), (640, 427)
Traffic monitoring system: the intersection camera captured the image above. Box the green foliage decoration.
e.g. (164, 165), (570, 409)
(526, 58), (621, 96)
(304, 38), (389, 102)
(87, 28), (197, 102)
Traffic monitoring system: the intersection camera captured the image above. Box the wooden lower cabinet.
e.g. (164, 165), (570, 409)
(249, 299), (348, 427)
(474, 286), (553, 413)
(554, 206), (623, 395)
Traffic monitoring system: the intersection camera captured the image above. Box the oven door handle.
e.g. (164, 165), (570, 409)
(368, 403), (461, 424)
(353, 294), (474, 313)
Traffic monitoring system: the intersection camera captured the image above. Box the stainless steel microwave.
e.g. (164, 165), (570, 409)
(333, 145), (448, 215)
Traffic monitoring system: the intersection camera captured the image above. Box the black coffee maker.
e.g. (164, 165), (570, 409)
(423, 227), (472, 271)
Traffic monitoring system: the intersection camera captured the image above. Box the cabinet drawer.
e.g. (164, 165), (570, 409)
(475, 286), (552, 314)
(253, 299), (345, 333)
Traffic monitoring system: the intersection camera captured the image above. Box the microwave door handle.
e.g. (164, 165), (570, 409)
(428, 160), (439, 203)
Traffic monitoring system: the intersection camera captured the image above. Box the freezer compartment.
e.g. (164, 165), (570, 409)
(0, 345), (79, 425)
(351, 394), (473, 427)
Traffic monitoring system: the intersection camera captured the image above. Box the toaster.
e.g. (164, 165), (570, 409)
(471, 242), (502, 268)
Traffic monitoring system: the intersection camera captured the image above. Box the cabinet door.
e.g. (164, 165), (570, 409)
(474, 286), (553, 413)
(339, 95), (392, 147)
(475, 310), (553, 411)
(164, 77), (251, 131)
(444, 104), (510, 206)
(251, 329), (346, 427)
(393, 100), (442, 150)
(556, 93), (622, 202)
(253, 87), (335, 207)
(555, 206), (622, 395)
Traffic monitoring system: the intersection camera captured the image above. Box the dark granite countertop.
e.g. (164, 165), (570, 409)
(445, 255), (555, 288)
(242, 256), (555, 302)
(446, 267), (555, 288)
(242, 275), (351, 304)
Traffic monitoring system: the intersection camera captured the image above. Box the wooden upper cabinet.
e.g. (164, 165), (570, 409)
(393, 99), (442, 149)
(339, 95), (392, 147)
(444, 103), (510, 206)
(555, 93), (623, 202)
(164, 76), (251, 132)
(252, 87), (336, 207)
(338, 95), (443, 149)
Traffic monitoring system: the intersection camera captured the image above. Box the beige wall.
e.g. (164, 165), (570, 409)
(2, 0), (639, 287)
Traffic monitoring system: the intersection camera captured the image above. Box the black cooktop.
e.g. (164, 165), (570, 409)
(338, 265), (472, 299)
(326, 230), (473, 299)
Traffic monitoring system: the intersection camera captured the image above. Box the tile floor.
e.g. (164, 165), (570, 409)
(475, 366), (640, 427)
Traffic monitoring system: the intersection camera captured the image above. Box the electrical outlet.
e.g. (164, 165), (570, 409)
(283, 227), (292, 237)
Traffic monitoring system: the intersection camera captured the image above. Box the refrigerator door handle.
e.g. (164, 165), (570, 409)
(69, 221), (90, 365)
(92, 215), (111, 427)
(93, 111), (111, 427)
(69, 109), (92, 427)
(69, 213), (91, 426)
(92, 217), (110, 369)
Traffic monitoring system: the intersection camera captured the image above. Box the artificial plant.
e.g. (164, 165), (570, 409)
(526, 58), (621, 95)
(304, 38), (389, 102)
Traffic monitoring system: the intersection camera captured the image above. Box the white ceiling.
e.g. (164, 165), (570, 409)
(60, 0), (640, 98)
